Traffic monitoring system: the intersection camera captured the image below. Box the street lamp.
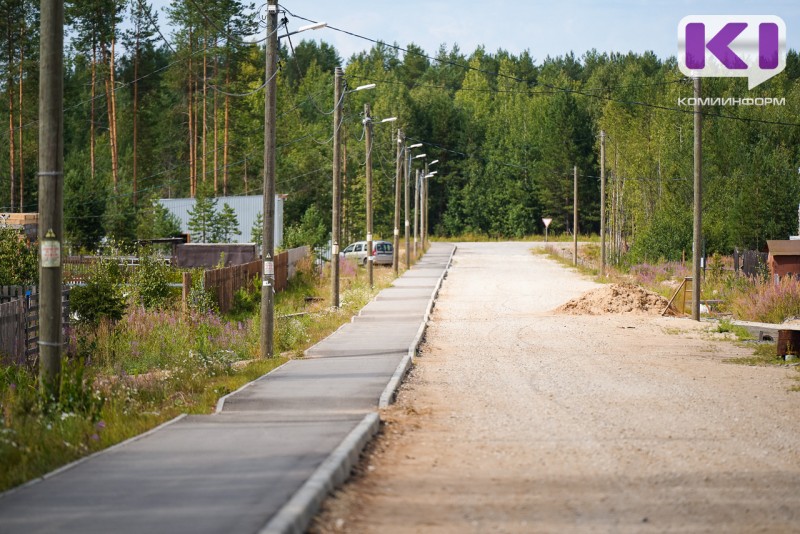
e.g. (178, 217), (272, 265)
(363, 107), (396, 288)
(331, 78), (375, 309)
(403, 144), (423, 268)
(412, 154), (427, 256)
(422, 160), (438, 249)
(261, 2), (328, 359)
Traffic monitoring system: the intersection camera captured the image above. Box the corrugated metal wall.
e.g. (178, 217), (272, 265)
(158, 195), (284, 247)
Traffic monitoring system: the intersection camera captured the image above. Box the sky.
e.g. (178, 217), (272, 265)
(150, 0), (800, 63)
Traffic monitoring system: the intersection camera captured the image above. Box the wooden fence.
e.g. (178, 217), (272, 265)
(0, 286), (71, 367)
(203, 246), (309, 314)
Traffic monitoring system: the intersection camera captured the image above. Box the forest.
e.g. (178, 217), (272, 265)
(1, 0), (800, 263)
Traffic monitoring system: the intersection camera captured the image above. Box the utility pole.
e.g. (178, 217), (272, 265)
(404, 150), (411, 269)
(413, 169), (420, 258)
(260, 0), (278, 358)
(573, 165), (578, 266)
(692, 77), (702, 321)
(422, 160), (428, 250)
(38, 0), (65, 400)
(600, 130), (606, 275)
(331, 66), (343, 307)
(364, 103), (374, 288)
(393, 129), (404, 275)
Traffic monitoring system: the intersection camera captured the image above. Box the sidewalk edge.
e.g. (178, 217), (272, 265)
(258, 412), (380, 534)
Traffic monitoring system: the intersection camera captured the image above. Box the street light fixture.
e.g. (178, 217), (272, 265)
(362, 106), (396, 288)
(279, 21), (328, 39)
(261, 3), (328, 358)
(332, 80), (377, 308)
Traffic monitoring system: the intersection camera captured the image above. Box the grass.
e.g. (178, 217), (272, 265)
(0, 255), (407, 493)
(716, 319), (754, 341)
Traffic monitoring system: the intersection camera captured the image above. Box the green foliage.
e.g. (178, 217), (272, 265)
(213, 203), (241, 243)
(136, 199), (182, 240)
(0, 228), (37, 286)
(187, 273), (218, 315)
(187, 194), (218, 244)
(131, 249), (173, 310)
(283, 205), (328, 249)
(250, 211), (263, 247)
(627, 204), (692, 263)
(70, 259), (126, 325)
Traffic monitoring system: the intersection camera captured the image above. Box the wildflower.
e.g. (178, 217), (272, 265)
(95, 420), (106, 431)
(90, 433), (100, 442)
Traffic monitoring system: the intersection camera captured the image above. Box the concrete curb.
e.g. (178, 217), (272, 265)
(0, 413), (188, 501)
(261, 244), (457, 534)
(258, 412), (380, 534)
(378, 245), (457, 409)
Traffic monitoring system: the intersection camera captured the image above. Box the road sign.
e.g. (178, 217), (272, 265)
(542, 218), (552, 243)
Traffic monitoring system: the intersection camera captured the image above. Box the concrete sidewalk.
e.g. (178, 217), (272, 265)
(0, 243), (455, 534)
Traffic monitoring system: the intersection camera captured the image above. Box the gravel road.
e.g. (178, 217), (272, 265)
(312, 242), (800, 533)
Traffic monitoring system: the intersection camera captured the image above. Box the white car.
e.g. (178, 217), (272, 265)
(341, 240), (394, 266)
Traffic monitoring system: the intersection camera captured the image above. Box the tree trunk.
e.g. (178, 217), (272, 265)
(108, 36), (120, 192)
(8, 23), (15, 211)
(91, 44), (96, 181)
(8, 75), (15, 212)
(18, 28), (24, 212)
(133, 27), (140, 206)
(213, 49), (219, 195)
(188, 27), (195, 197)
(202, 32), (207, 190)
(223, 64), (230, 196)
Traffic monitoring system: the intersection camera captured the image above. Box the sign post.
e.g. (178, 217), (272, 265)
(542, 218), (552, 243)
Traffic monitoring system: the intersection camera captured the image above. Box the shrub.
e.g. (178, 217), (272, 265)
(0, 227), (37, 286)
(70, 259), (126, 325)
(131, 250), (172, 310)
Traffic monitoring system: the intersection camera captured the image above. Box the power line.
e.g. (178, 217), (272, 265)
(284, 9), (800, 128)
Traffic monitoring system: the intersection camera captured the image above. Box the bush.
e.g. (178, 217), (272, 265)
(0, 228), (37, 286)
(70, 259), (126, 325)
(131, 250), (172, 310)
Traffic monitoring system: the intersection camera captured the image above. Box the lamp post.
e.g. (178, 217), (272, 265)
(362, 105), (396, 288)
(261, 3), (326, 358)
(393, 130), (404, 275)
(405, 143), (422, 268)
(412, 153), (426, 257)
(422, 159), (438, 249)
(423, 169), (438, 249)
(331, 77), (374, 308)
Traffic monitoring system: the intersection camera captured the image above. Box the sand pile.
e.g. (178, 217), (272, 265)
(555, 283), (670, 315)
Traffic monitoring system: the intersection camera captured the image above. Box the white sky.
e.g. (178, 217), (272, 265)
(149, 0), (800, 62)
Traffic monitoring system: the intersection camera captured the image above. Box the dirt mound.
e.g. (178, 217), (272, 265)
(555, 283), (669, 315)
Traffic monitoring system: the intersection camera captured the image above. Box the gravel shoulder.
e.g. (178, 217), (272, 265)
(312, 242), (800, 534)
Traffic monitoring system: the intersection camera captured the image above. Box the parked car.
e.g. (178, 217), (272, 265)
(341, 240), (394, 266)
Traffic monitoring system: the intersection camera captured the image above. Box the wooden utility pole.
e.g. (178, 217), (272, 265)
(600, 130), (606, 275)
(364, 103), (374, 288)
(393, 129), (404, 275)
(422, 161), (428, 250)
(413, 169), (420, 258)
(331, 67), (343, 307)
(692, 77), (702, 321)
(573, 165), (578, 266)
(404, 150), (411, 269)
(38, 0), (64, 399)
(260, 0), (278, 358)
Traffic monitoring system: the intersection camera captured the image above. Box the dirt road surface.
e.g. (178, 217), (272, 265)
(312, 242), (800, 533)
